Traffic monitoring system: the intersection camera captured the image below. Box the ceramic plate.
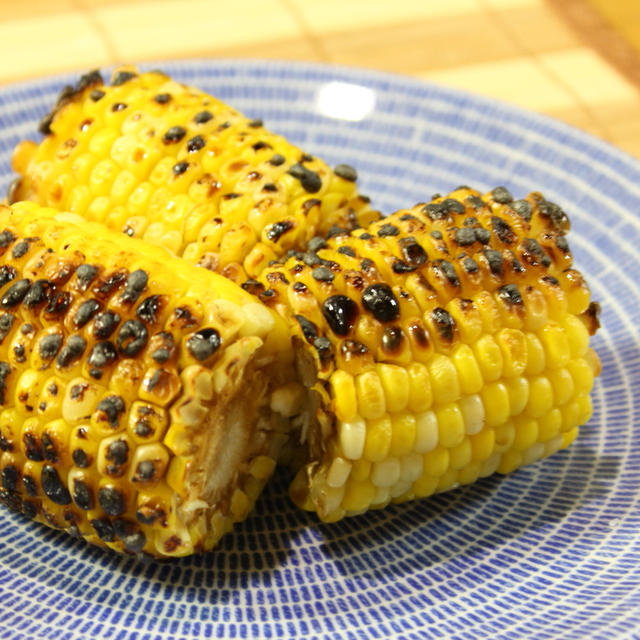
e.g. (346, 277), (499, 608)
(0, 60), (638, 640)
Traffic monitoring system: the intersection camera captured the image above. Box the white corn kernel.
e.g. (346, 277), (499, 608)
(415, 410), (438, 453)
(339, 418), (366, 460)
(399, 452), (424, 484)
(326, 457), (352, 488)
(371, 458), (401, 488)
(459, 394), (485, 435)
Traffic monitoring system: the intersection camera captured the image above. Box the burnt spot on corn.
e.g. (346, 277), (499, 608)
(173, 161), (189, 176)
(484, 249), (504, 276)
(113, 518), (146, 553)
(57, 335), (87, 368)
(111, 103), (128, 113)
(41, 432), (59, 463)
(362, 284), (400, 322)
(96, 395), (126, 429)
(93, 311), (120, 339)
(193, 110), (213, 124)
(136, 295), (166, 325)
(163, 126), (187, 144)
(153, 93), (171, 104)
(499, 283), (523, 307)
(431, 307), (456, 342)
(24, 433), (43, 461)
(313, 336), (334, 367)
(44, 291), (72, 318)
(133, 460), (156, 482)
(337, 246), (356, 257)
(538, 199), (569, 231)
(295, 315), (319, 343)
(1, 465), (19, 492)
(98, 486), (126, 516)
(267, 220), (294, 242)
(521, 238), (552, 267)
(340, 339), (369, 360)
(121, 270), (148, 304)
(91, 517), (115, 542)
(322, 295), (359, 336)
(0, 313), (14, 343)
(381, 326), (405, 354)
(433, 260), (460, 288)
(335, 164), (358, 182)
(377, 223), (399, 238)
(399, 237), (427, 266)
(105, 439), (129, 476)
(187, 328), (221, 361)
(39, 333), (63, 362)
(454, 227), (476, 246)
(94, 270), (128, 298)
(511, 199), (532, 222)
(23, 279), (53, 308)
(88, 342), (117, 376)
(72, 448), (90, 468)
(407, 320), (430, 350)
(90, 89), (105, 102)
(72, 479), (93, 510)
(392, 260), (417, 274)
(22, 474), (37, 497)
(492, 216), (517, 245)
(75, 264), (98, 290)
(117, 320), (148, 357)
(111, 70), (137, 86)
(288, 163), (322, 193)
(41, 465), (71, 505)
(186, 135), (205, 153)
(2, 279), (30, 308)
(312, 267), (334, 283)
(0, 266), (17, 289)
(462, 257), (479, 273)
(13, 343), (25, 363)
(0, 231), (16, 250)
(74, 299), (101, 327)
(268, 154), (286, 166)
(491, 186), (513, 204)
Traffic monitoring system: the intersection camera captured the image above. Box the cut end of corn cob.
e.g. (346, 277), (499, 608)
(250, 185), (601, 522)
(9, 67), (379, 280)
(0, 201), (297, 557)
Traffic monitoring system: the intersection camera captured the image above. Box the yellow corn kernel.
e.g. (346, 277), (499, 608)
(414, 410), (438, 453)
(526, 375), (554, 418)
(576, 394), (592, 425)
(469, 428), (495, 461)
(539, 324), (570, 369)
(389, 412), (417, 457)
(407, 363), (433, 412)
(399, 452), (423, 484)
(472, 334), (503, 382)
(481, 382), (510, 428)
(342, 478), (376, 512)
(363, 415), (392, 462)
(230, 488), (251, 522)
(355, 371), (386, 420)
(326, 457), (352, 488)
(563, 314), (590, 357)
(567, 358), (594, 395)
(412, 473), (439, 498)
(449, 438), (472, 470)
(479, 452), (501, 477)
(436, 468), (459, 492)
(562, 426), (579, 449)
(497, 450), (523, 474)
(524, 333), (546, 375)
(512, 415), (539, 451)
(422, 445), (450, 477)
(451, 344), (483, 395)
(544, 435), (564, 457)
(522, 287), (548, 331)
(371, 458), (401, 488)
(446, 298), (482, 343)
(495, 328), (527, 377)
(459, 394), (485, 435)
(435, 403), (465, 448)
(493, 421), (515, 453)
(538, 408), (562, 442)
(331, 370), (357, 422)
(522, 442), (546, 466)
(128, 442), (171, 485)
(457, 461), (482, 486)
(474, 291), (501, 334)
(248, 455), (277, 481)
(429, 354), (461, 404)
(560, 401), (579, 433)
(505, 376), (529, 416)
(547, 368), (574, 406)
(350, 458), (371, 482)
(377, 364), (409, 413)
(165, 455), (190, 498)
(338, 418), (366, 460)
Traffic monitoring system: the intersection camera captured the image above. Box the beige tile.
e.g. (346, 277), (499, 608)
(0, 13), (111, 85)
(422, 56), (579, 112)
(95, 0), (302, 61)
(538, 48), (640, 104)
(0, 0), (74, 20)
(287, 0), (481, 35)
(320, 11), (520, 74)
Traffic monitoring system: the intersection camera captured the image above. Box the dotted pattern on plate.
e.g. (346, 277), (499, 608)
(0, 60), (639, 640)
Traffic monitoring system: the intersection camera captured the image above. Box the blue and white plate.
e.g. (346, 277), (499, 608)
(0, 60), (638, 640)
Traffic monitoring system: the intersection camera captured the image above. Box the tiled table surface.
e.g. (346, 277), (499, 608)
(1, 0), (640, 158)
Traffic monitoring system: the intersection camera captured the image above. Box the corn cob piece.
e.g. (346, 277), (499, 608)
(9, 68), (379, 282)
(0, 201), (298, 557)
(249, 186), (601, 522)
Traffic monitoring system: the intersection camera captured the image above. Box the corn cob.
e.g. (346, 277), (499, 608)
(0, 201), (298, 557)
(249, 186), (601, 522)
(9, 67), (379, 282)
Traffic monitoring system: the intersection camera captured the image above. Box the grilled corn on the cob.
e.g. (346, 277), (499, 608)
(250, 186), (600, 522)
(9, 68), (379, 281)
(0, 201), (297, 557)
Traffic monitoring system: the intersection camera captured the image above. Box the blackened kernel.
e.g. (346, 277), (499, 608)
(362, 284), (400, 322)
(464, 217), (479, 227)
(258, 288), (276, 302)
(248, 118), (263, 128)
(44, 291), (72, 317)
(75, 264), (98, 288)
(262, 183), (278, 192)
(153, 93), (171, 104)
(134, 420), (152, 438)
(1, 465), (19, 491)
(512, 258), (526, 273)
(22, 474), (37, 496)
(0, 435), (12, 452)
(556, 236), (569, 252)
(267, 220), (294, 242)
(95, 270), (128, 297)
(512, 199), (532, 221)
(20, 323), (33, 335)
(499, 283), (523, 306)
(399, 237), (428, 266)
(0, 230), (16, 248)
(88, 341), (118, 369)
(106, 440), (128, 466)
(265, 271), (289, 285)
(90, 89), (105, 101)
(241, 279), (265, 296)
(193, 110), (213, 124)
(407, 321), (430, 349)
(313, 336), (333, 366)
(174, 306), (199, 328)
(97, 396), (126, 429)
(98, 486), (126, 516)
(21, 499), (37, 519)
(462, 257), (479, 273)
(121, 269), (148, 303)
(302, 252), (321, 267)
(340, 339), (369, 358)
(287, 163), (322, 193)
(93, 311), (120, 339)
(308, 236), (328, 253)
(41, 464), (71, 505)
(72, 449), (90, 468)
(187, 135), (205, 152)
(39, 334), (63, 361)
(135, 461), (155, 481)
(24, 433), (43, 461)
(442, 198), (465, 214)
(292, 281), (308, 293)
(111, 102), (127, 112)
(12, 240), (30, 259)
(484, 249), (504, 275)
(430, 230), (443, 240)
(381, 326), (405, 353)
(312, 267), (335, 283)
(91, 517), (115, 542)
(74, 299), (101, 328)
(391, 260), (417, 274)
(337, 246), (356, 257)
(492, 216), (517, 244)
(522, 238), (551, 267)
(217, 121), (230, 131)
(23, 279), (53, 308)
(491, 186), (514, 204)
(117, 320), (148, 357)
(268, 154), (286, 166)
(359, 233), (373, 240)
(377, 223), (399, 237)
(222, 192), (241, 200)
(474, 228), (491, 244)
(422, 202), (447, 220)
(454, 227), (476, 246)
(111, 70), (137, 86)
(295, 315), (318, 343)
(0, 313), (14, 341)
(136, 295), (165, 324)
(1, 279), (30, 308)
(13, 344), (25, 363)
(431, 307), (456, 342)
(434, 260), (460, 287)
(113, 518), (147, 552)
(252, 141), (272, 151)
(57, 335), (86, 368)
(72, 479), (93, 510)
(163, 126), (187, 144)
(334, 164), (358, 181)
(187, 328), (221, 361)
(151, 348), (170, 364)
(321, 295), (358, 336)
(173, 161), (189, 176)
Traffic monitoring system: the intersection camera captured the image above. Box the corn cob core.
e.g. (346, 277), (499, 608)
(250, 186), (601, 522)
(9, 67), (379, 281)
(0, 201), (297, 557)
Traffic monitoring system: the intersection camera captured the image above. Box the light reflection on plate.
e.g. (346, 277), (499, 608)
(0, 60), (639, 640)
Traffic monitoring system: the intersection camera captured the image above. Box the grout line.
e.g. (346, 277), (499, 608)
(278, 0), (331, 62)
(477, 0), (610, 141)
(70, 0), (121, 68)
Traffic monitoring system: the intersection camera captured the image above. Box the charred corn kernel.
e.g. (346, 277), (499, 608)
(10, 68), (378, 279)
(0, 202), (294, 557)
(363, 415), (392, 462)
(250, 187), (599, 523)
(481, 382), (510, 428)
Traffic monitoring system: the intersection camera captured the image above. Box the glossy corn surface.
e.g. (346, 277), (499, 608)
(251, 186), (601, 522)
(9, 68), (379, 281)
(0, 202), (295, 557)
